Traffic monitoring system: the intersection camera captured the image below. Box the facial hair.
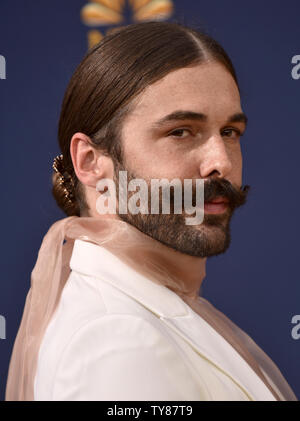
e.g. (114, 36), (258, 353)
(112, 158), (250, 258)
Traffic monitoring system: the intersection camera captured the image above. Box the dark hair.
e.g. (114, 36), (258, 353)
(52, 20), (240, 216)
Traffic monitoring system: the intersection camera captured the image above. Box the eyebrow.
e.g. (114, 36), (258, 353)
(150, 110), (248, 129)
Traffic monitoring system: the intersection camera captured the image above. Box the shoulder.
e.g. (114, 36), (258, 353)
(34, 270), (200, 400)
(34, 267), (161, 370)
(35, 312), (201, 401)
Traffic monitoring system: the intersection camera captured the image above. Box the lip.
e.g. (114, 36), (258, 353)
(204, 197), (229, 214)
(205, 196), (229, 204)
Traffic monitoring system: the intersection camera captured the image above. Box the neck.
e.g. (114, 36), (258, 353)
(142, 240), (207, 299)
(113, 218), (207, 299)
(77, 213), (207, 299)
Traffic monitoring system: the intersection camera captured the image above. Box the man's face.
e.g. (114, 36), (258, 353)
(112, 61), (250, 257)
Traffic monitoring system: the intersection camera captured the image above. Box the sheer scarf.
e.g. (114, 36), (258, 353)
(5, 216), (298, 401)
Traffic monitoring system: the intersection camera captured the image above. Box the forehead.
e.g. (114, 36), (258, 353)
(127, 61), (242, 123)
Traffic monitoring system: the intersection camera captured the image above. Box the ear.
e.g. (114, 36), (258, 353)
(70, 132), (115, 188)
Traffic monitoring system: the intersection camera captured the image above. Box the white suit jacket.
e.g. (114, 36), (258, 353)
(34, 239), (279, 401)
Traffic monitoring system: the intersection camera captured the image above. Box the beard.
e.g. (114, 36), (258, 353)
(112, 157), (250, 258)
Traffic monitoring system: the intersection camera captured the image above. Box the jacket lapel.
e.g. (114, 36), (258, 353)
(160, 314), (277, 401)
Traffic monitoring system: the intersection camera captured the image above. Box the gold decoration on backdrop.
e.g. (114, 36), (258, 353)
(129, 0), (152, 12)
(81, 3), (124, 26)
(81, 0), (174, 49)
(92, 0), (125, 12)
(87, 29), (104, 47)
(130, 0), (173, 21)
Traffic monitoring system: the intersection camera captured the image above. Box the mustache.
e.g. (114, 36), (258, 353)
(203, 178), (251, 209)
(165, 178), (250, 212)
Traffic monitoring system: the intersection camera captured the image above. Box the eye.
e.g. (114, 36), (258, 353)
(222, 128), (243, 139)
(168, 128), (192, 139)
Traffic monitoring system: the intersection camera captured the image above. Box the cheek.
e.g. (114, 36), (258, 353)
(128, 147), (198, 180)
(230, 145), (243, 186)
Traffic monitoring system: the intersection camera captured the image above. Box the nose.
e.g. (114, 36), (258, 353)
(198, 134), (233, 180)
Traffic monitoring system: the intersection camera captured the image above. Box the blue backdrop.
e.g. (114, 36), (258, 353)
(0, 0), (299, 400)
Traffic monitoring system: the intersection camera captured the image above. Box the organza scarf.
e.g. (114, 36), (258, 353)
(5, 215), (298, 401)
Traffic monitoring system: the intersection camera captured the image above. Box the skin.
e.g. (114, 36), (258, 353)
(70, 61), (248, 297)
(120, 62), (244, 185)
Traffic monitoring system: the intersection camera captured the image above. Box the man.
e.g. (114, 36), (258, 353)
(6, 21), (297, 401)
